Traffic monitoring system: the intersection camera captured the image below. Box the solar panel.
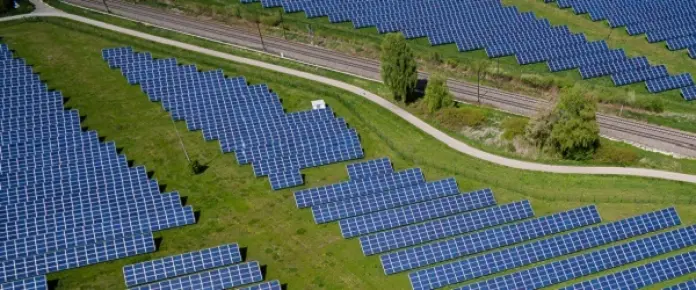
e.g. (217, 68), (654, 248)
(681, 86), (696, 101)
(381, 205), (599, 275)
(339, 188), (496, 238)
(547, 49), (626, 72)
(689, 46), (696, 59)
(456, 225), (696, 290)
(0, 233), (156, 284)
(293, 168), (425, 208)
(409, 207), (681, 290)
(611, 65), (669, 86)
(360, 201), (535, 256)
(665, 279), (696, 290)
(515, 41), (608, 64)
(311, 177), (460, 224)
(346, 157), (393, 180)
(646, 73), (695, 93)
(0, 276), (47, 290)
(561, 251), (696, 290)
(122, 244), (243, 287)
(237, 280), (282, 290)
(268, 169), (304, 190)
(129, 261), (263, 290)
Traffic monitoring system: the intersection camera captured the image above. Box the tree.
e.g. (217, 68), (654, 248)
(380, 33), (418, 102)
(548, 86), (600, 160)
(424, 74), (453, 113)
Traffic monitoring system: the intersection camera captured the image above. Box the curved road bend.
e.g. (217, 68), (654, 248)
(7, 1), (696, 184)
(51, 0), (696, 158)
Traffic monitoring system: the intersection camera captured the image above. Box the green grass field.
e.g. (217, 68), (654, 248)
(3, 17), (696, 289)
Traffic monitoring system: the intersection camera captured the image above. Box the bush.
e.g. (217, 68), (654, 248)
(424, 74), (453, 113)
(227, 6), (242, 18)
(519, 74), (557, 90)
(444, 58), (459, 69)
(425, 51), (442, 65)
(594, 145), (639, 166)
(634, 96), (665, 113)
(501, 117), (529, 141)
(260, 12), (282, 26)
(435, 107), (486, 130)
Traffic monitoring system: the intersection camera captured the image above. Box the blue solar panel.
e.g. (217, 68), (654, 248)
(646, 73), (695, 93)
(346, 157), (393, 180)
(456, 225), (696, 290)
(547, 49), (626, 72)
(268, 169), (304, 190)
(339, 188), (496, 238)
(666, 279), (696, 290)
(0, 233), (155, 284)
(360, 201), (535, 256)
(123, 244), (243, 287)
(294, 168), (425, 208)
(129, 261), (263, 290)
(612, 65), (669, 86)
(237, 280), (282, 290)
(515, 41), (609, 65)
(689, 46), (696, 59)
(410, 207), (681, 290)
(311, 177), (459, 224)
(561, 251), (696, 290)
(382, 205), (599, 275)
(579, 57), (651, 79)
(682, 86), (696, 101)
(0, 276), (47, 290)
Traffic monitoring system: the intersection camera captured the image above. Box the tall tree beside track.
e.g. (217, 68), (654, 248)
(380, 33), (418, 103)
(526, 86), (600, 160)
(424, 74), (453, 113)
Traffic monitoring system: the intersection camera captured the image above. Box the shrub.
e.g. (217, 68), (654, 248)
(260, 12), (282, 26)
(424, 74), (454, 113)
(435, 107), (486, 130)
(594, 145), (639, 166)
(519, 74), (556, 90)
(634, 96), (665, 113)
(425, 51), (442, 65)
(444, 58), (459, 69)
(549, 86), (600, 160)
(501, 117), (529, 141)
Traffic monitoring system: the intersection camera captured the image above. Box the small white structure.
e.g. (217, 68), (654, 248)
(311, 100), (326, 110)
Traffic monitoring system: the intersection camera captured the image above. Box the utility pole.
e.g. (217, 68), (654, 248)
(257, 20), (266, 52)
(279, 12), (286, 40)
(102, 0), (111, 13)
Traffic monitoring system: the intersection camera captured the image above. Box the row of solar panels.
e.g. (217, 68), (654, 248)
(292, 157), (696, 290)
(102, 47), (364, 190)
(122, 243), (281, 290)
(0, 43), (197, 287)
(545, 1), (696, 71)
(239, 0), (696, 100)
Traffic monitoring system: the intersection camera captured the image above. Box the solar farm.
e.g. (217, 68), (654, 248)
(0, 43), (196, 288)
(5, 16), (696, 290)
(292, 156), (696, 289)
(103, 46), (364, 191)
(545, 0), (696, 56)
(240, 0), (696, 100)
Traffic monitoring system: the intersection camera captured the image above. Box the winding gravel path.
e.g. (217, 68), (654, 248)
(5, 0), (696, 184)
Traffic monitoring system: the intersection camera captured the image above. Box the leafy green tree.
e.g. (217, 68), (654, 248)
(548, 86), (600, 160)
(380, 33), (418, 102)
(424, 74), (453, 113)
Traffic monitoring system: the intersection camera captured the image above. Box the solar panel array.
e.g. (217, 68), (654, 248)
(561, 251), (696, 290)
(102, 47), (364, 190)
(666, 279), (696, 290)
(122, 243), (283, 290)
(287, 157), (696, 289)
(0, 43), (195, 285)
(545, 0), (696, 99)
(241, 0), (695, 98)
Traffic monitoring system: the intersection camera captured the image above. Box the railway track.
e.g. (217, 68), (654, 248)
(63, 0), (696, 157)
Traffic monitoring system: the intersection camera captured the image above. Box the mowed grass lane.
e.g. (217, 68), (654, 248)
(1, 18), (696, 289)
